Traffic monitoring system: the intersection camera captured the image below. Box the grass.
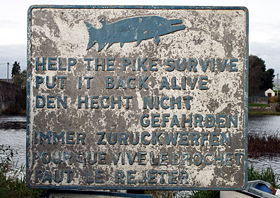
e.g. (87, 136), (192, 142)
(0, 145), (42, 198)
(189, 191), (219, 198)
(248, 166), (279, 188)
(0, 133), (279, 198)
(189, 166), (279, 198)
(249, 103), (270, 107)
(249, 111), (280, 116)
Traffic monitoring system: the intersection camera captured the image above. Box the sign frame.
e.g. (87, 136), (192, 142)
(27, 5), (249, 191)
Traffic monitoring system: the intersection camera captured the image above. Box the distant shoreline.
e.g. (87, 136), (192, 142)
(249, 111), (280, 116)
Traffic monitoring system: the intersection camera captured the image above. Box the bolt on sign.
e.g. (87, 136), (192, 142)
(27, 5), (248, 190)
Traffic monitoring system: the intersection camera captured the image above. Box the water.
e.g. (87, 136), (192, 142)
(0, 115), (280, 181)
(248, 115), (280, 183)
(249, 115), (280, 136)
(0, 115), (26, 123)
(0, 116), (26, 168)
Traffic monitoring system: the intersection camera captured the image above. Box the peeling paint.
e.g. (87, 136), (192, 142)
(27, 5), (248, 190)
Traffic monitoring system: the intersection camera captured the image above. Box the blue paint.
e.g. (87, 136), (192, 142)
(97, 132), (106, 145)
(91, 96), (99, 109)
(151, 132), (163, 145)
(68, 58), (77, 70)
(127, 170), (136, 184)
(66, 132), (75, 144)
(151, 114), (160, 127)
(199, 58), (211, 72)
(107, 132), (117, 145)
(165, 132), (178, 145)
(178, 132), (189, 146)
(210, 132), (220, 146)
(53, 131), (65, 144)
(111, 96), (122, 109)
(160, 96), (169, 109)
(84, 76), (93, 89)
(35, 57), (46, 71)
(205, 115), (215, 128)
(35, 76), (44, 88)
(85, 16), (186, 51)
(183, 96), (193, 110)
(168, 171), (178, 184)
(40, 131), (52, 144)
(161, 113), (170, 127)
(129, 132), (139, 145)
(170, 115), (180, 127)
(188, 58), (198, 72)
(194, 114), (203, 127)
(118, 132), (129, 145)
(230, 58), (239, 72)
(57, 76), (67, 89)
(126, 153), (137, 165)
(182, 114), (193, 127)
(140, 114), (149, 127)
(198, 76), (209, 90)
(101, 96), (109, 108)
(138, 76), (149, 89)
(193, 153), (202, 166)
(159, 76), (170, 90)
(115, 170), (125, 184)
(95, 58), (106, 71)
(46, 77), (56, 89)
(124, 96), (133, 109)
(159, 152), (168, 165)
(105, 76), (114, 89)
(48, 57), (57, 70)
(141, 132), (150, 145)
(171, 77), (181, 90)
(84, 58), (93, 71)
(77, 96), (89, 109)
(35, 95), (45, 108)
(27, 5), (249, 191)
(137, 58), (148, 71)
(106, 57), (115, 71)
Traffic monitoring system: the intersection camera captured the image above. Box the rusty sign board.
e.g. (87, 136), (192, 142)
(27, 5), (248, 190)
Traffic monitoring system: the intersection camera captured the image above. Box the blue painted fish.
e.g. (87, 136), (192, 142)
(85, 16), (186, 51)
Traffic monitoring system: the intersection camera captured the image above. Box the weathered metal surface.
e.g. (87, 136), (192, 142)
(27, 5), (248, 190)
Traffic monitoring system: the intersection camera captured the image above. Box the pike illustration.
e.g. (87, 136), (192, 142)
(85, 16), (186, 51)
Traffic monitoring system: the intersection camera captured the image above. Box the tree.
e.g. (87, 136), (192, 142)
(262, 68), (275, 90)
(249, 55), (265, 96)
(249, 55), (274, 96)
(13, 70), (26, 86)
(11, 61), (21, 77)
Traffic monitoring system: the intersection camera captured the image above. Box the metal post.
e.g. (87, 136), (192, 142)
(7, 62), (9, 79)
(277, 73), (279, 97)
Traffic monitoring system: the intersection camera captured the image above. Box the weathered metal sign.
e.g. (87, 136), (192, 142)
(27, 5), (248, 190)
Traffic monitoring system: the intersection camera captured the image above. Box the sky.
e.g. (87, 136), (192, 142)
(0, 0), (280, 79)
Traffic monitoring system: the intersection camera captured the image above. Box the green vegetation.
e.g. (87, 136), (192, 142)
(249, 103), (269, 107)
(0, 146), (42, 198)
(249, 55), (275, 97)
(190, 191), (219, 198)
(1, 61), (27, 115)
(248, 166), (279, 188)
(249, 111), (280, 116)
(189, 166), (279, 198)
(249, 134), (280, 157)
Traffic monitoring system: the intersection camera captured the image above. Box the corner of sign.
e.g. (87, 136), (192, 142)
(27, 5), (36, 16)
(240, 6), (249, 14)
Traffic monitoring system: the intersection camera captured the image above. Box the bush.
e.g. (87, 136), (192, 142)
(248, 166), (279, 188)
(268, 96), (278, 103)
(0, 145), (42, 198)
(190, 191), (219, 198)
(189, 166), (279, 198)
